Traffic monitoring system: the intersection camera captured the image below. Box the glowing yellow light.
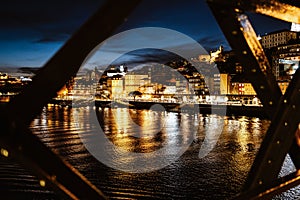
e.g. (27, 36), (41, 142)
(0, 148), (9, 157)
(234, 8), (241, 13)
(39, 180), (46, 187)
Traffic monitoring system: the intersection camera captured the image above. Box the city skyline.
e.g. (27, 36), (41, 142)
(0, 0), (291, 68)
(1, 2), (300, 199)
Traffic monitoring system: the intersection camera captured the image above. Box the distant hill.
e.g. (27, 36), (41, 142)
(18, 67), (40, 74)
(0, 67), (40, 78)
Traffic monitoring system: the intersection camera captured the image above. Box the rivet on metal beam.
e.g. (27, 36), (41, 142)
(234, 8), (241, 13)
(276, 140), (280, 145)
(51, 175), (57, 181)
(39, 180), (46, 187)
(0, 148), (9, 157)
(268, 160), (272, 164)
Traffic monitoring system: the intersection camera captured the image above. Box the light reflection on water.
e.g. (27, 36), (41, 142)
(1, 105), (299, 199)
(99, 108), (195, 154)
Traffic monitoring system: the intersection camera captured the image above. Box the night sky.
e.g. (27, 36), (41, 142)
(0, 0), (291, 68)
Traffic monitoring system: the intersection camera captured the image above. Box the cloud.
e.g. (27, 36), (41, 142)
(33, 34), (70, 43)
(0, 0), (291, 68)
(0, 0), (103, 42)
(198, 36), (230, 51)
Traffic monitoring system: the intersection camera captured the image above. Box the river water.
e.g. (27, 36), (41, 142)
(1, 105), (300, 199)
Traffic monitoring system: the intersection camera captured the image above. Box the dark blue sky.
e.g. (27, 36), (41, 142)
(0, 0), (291, 68)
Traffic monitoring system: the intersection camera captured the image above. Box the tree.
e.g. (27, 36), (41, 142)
(128, 91), (142, 101)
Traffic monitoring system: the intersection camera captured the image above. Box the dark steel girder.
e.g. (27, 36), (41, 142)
(0, 0), (299, 199)
(7, 0), (140, 126)
(207, 1), (281, 117)
(207, 0), (300, 198)
(239, 67), (300, 197)
(207, 0), (300, 24)
(0, 0), (141, 199)
(236, 169), (300, 199)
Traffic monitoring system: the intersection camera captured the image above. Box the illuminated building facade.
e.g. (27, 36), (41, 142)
(230, 82), (256, 95)
(219, 74), (230, 95)
(270, 44), (300, 83)
(124, 73), (149, 96)
(211, 73), (234, 95)
(259, 28), (300, 93)
(107, 76), (124, 99)
(291, 23), (300, 32)
(259, 30), (298, 49)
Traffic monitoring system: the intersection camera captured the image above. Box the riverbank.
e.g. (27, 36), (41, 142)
(49, 98), (268, 118)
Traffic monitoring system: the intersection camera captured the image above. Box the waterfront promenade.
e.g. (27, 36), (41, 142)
(48, 95), (267, 118)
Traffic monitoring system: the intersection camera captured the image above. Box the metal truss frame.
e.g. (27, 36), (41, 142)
(1, 0), (300, 199)
(0, 0), (141, 199)
(207, 0), (300, 199)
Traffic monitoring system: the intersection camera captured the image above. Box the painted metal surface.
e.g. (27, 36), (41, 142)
(0, 0), (141, 199)
(0, 0), (300, 199)
(207, 0), (300, 198)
